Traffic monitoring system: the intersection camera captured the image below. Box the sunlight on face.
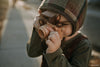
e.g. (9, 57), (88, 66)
(57, 15), (72, 37)
(39, 10), (73, 37)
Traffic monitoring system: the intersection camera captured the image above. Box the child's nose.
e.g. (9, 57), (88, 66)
(53, 26), (59, 31)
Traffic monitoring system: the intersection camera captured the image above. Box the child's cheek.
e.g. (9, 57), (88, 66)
(61, 27), (69, 37)
(61, 27), (66, 37)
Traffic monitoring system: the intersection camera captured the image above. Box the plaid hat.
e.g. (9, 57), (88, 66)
(39, 0), (87, 35)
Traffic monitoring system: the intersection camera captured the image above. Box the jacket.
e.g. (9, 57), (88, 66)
(27, 27), (92, 67)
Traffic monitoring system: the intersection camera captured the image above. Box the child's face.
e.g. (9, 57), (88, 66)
(39, 10), (73, 38)
(54, 15), (72, 37)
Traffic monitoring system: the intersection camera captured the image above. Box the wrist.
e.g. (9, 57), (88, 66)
(46, 48), (59, 54)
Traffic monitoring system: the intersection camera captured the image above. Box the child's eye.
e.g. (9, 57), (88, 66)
(56, 23), (68, 27)
(56, 23), (63, 27)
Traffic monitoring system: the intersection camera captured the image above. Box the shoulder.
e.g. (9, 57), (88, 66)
(74, 37), (92, 55)
(77, 33), (91, 49)
(71, 33), (92, 54)
(73, 33), (91, 50)
(78, 39), (91, 49)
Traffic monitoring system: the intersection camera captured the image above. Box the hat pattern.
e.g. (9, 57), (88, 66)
(39, 0), (87, 35)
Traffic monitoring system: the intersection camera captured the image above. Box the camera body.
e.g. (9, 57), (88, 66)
(37, 11), (59, 39)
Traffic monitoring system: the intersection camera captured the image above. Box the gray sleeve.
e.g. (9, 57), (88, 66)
(43, 39), (92, 67)
(27, 28), (43, 57)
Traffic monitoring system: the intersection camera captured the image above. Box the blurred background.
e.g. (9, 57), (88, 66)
(0, 0), (100, 67)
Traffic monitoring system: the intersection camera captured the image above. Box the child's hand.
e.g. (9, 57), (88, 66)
(34, 16), (40, 30)
(46, 31), (61, 53)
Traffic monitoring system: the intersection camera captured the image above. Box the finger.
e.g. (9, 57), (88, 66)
(55, 31), (61, 40)
(46, 25), (54, 32)
(34, 17), (41, 28)
(34, 16), (39, 22)
(48, 34), (56, 43)
(46, 39), (54, 47)
(50, 31), (60, 40)
(34, 22), (40, 29)
(48, 32), (60, 44)
(50, 31), (58, 36)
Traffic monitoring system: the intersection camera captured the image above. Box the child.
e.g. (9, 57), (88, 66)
(27, 0), (92, 67)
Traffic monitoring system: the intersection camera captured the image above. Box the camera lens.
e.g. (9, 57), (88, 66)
(38, 26), (49, 39)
